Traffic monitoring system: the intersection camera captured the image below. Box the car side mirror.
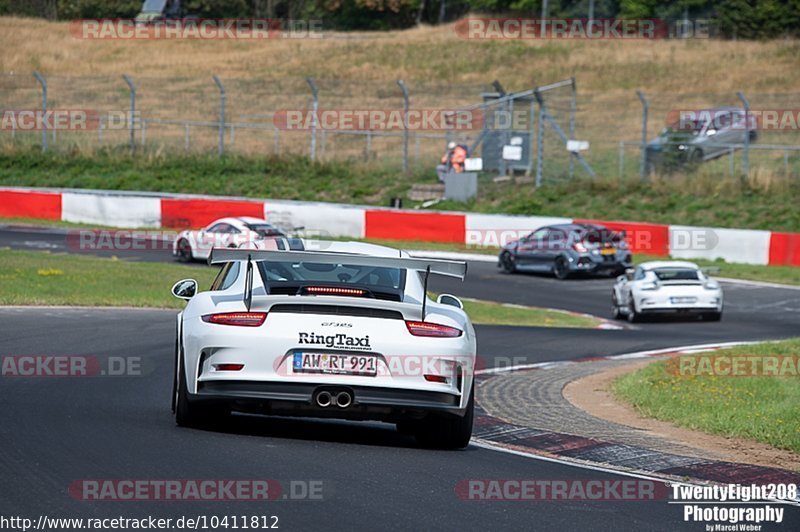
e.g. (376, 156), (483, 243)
(171, 279), (198, 300)
(625, 268), (635, 281)
(437, 293), (464, 310)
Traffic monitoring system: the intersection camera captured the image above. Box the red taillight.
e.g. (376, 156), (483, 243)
(202, 312), (267, 327)
(573, 241), (588, 253)
(405, 320), (462, 338)
(424, 374), (449, 383)
(213, 363), (244, 371)
(304, 286), (366, 297)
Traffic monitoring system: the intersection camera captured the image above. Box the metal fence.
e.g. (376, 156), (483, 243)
(1, 71), (798, 184)
(596, 90), (800, 182)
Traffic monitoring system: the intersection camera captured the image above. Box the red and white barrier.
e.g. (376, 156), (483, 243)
(465, 213), (571, 247)
(669, 225), (771, 266)
(0, 189), (61, 220)
(0, 186), (798, 267)
(62, 192), (161, 228)
(264, 201), (365, 239)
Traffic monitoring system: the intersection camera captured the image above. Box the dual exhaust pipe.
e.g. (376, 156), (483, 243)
(315, 389), (353, 409)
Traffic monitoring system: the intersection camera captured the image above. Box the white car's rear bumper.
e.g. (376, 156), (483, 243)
(182, 311), (475, 421)
(636, 290), (722, 314)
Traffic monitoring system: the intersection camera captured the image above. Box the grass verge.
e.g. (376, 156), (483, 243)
(0, 249), (217, 309)
(460, 298), (601, 328)
(0, 249), (601, 327)
(613, 340), (800, 454)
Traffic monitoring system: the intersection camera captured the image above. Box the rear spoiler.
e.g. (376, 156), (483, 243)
(208, 248), (468, 279)
(209, 248), (467, 319)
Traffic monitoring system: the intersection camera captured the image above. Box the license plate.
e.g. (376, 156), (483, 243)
(600, 248), (616, 255)
(670, 297), (697, 304)
(292, 352), (377, 376)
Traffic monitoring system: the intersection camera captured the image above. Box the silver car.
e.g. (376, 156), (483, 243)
(647, 106), (758, 165)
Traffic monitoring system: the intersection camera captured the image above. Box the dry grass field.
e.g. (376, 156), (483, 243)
(0, 16), (798, 178)
(1, 17), (798, 93)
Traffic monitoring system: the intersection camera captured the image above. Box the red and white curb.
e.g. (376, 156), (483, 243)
(471, 341), (800, 493)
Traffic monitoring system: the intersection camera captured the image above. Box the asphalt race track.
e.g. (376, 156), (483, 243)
(1, 225), (799, 530)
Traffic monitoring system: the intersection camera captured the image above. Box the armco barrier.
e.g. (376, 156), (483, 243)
(0, 189), (61, 220)
(0, 186), (797, 267)
(62, 193), (161, 228)
(769, 232), (800, 267)
(465, 213), (571, 247)
(669, 225), (771, 266)
(365, 210), (465, 243)
(264, 201), (365, 239)
(161, 198), (265, 228)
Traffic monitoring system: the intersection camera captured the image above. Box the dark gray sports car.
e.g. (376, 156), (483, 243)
(498, 223), (633, 280)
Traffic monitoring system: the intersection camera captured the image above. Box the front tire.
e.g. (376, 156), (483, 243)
(176, 239), (193, 262)
(414, 387), (474, 450)
(612, 292), (623, 320)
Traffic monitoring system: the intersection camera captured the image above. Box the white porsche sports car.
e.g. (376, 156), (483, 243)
(172, 216), (287, 262)
(612, 261), (723, 322)
(170, 240), (476, 449)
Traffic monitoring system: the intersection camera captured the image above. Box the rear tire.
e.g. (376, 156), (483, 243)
(414, 387), (474, 450)
(175, 360), (228, 428)
(553, 256), (570, 280)
(612, 293), (623, 320)
(500, 251), (517, 274)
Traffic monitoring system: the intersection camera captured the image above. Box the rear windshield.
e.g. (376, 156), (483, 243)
(246, 223), (284, 237)
(582, 229), (622, 244)
(653, 268), (699, 281)
(257, 260), (406, 300)
(142, 0), (167, 12)
(669, 119), (705, 133)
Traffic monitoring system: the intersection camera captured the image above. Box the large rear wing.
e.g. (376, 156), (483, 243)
(208, 248), (468, 279)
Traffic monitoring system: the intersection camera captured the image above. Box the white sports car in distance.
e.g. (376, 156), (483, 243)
(173, 216), (287, 261)
(170, 240), (476, 449)
(612, 261), (723, 322)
